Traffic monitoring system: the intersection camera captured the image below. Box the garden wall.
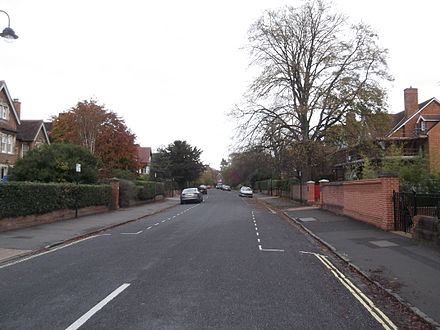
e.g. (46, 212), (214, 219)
(320, 175), (399, 231)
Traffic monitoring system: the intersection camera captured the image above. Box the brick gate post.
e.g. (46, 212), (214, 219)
(109, 178), (120, 210)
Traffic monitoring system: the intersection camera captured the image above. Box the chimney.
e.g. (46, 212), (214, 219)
(404, 87), (418, 118)
(13, 98), (21, 119)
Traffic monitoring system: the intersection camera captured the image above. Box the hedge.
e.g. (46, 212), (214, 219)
(0, 182), (112, 219)
(136, 181), (165, 201)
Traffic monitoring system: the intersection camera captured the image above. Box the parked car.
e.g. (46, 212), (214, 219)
(216, 183), (223, 189)
(222, 185), (231, 191)
(199, 185), (208, 194)
(180, 188), (203, 204)
(239, 186), (253, 197)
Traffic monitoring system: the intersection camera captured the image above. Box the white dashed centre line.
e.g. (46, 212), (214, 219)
(251, 211), (284, 252)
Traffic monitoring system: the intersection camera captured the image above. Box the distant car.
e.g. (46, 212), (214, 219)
(180, 188), (203, 204)
(216, 183), (223, 189)
(239, 186), (253, 197)
(222, 185), (231, 191)
(199, 185), (208, 194)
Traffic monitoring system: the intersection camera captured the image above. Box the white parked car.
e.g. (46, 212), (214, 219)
(239, 186), (253, 198)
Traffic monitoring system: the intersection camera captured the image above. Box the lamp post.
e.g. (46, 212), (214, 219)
(0, 10), (18, 42)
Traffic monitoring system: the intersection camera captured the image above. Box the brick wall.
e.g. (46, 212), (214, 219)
(290, 183), (308, 201)
(321, 176), (399, 231)
(0, 205), (109, 232)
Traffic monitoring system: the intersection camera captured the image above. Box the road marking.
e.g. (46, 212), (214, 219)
(146, 226), (152, 230)
(257, 238), (261, 243)
(120, 231), (142, 235)
(300, 251), (397, 330)
(0, 236), (97, 270)
(260, 247), (285, 252)
(256, 232), (259, 236)
(154, 223), (159, 226)
(65, 283), (130, 330)
(161, 220), (166, 223)
(255, 227), (258, 231)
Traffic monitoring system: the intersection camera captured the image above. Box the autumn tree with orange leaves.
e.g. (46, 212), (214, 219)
(51, 100), (139, 177)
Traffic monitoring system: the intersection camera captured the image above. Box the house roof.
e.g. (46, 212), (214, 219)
(418, 114), (440, 122)
(17, 120), (50, 144)
(387, 97), (440, 137)
(137, 146), (152, 164)
(0, 80), (21, 125)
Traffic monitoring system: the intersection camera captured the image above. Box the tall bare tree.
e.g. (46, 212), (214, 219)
(232, 0), (391, 179)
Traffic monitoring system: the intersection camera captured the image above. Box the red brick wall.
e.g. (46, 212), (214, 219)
(320, 183), (344, 212)
(0, 205), (109, 232)
(321, 176), (399, 231)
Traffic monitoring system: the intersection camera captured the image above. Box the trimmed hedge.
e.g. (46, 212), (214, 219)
(136, 181), (165, 201)
(0, 182), (112, 219)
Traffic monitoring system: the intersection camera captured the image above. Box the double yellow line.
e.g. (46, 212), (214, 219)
(301, 251), (398, 330)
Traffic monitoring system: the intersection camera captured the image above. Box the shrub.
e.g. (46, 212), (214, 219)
(136, 181), (165, 200)
(118, 179), (138, 207)
(9, 143), (100, 184)
(0, 182), (111, 219)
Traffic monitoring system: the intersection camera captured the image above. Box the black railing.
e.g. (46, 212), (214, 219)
(393, 191), (440, 232)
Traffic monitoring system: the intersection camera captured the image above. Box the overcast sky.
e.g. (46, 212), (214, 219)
(1, 0), (439, 168)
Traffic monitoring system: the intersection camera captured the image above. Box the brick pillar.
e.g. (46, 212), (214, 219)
(318, 179), (329, 206)
(307, 181), (315, 205)
(378, 172), (399, 231)
(109, 178), (120, 210)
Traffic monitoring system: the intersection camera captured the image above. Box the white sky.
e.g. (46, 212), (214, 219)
(1, 0), (439, 169)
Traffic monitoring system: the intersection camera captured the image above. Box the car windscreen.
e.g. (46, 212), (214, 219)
(182, 188), (198, 193)
(242, 187), (252, 191)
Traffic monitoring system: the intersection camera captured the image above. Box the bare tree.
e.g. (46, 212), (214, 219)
(232, 0), (391, 179)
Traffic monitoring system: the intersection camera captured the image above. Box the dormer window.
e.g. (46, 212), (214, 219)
(1, 102), (9, 120)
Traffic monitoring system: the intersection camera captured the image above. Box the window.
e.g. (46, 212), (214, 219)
(421, 120), (426, 132)
(22, 143), (29, 156)
(0, 133), (14, 154)
(0, 103), (9, 120)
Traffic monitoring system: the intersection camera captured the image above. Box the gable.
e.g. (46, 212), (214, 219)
(0, 81), (21, 125)
(17, 120), (50, 144)
(388, 98), (440, 137)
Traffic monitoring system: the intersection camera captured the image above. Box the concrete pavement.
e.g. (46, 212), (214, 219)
(254, 193), (440, 327)
(0, 197), (180, 263)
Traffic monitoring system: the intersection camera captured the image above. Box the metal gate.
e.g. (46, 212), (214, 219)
(393, 191), (440, 232)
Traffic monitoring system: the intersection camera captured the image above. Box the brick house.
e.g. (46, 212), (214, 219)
(334, 87), (440, 180)
(137, 146), (152, 175)
(0, 81), (50, 180)
(383, 88), (440, 171)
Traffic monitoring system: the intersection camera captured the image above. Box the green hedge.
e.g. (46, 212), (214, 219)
(0, 182), (112, 219)
(135, 181), (165, 200)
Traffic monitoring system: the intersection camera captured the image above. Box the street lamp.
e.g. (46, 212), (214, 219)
(0, 10), (18, 42)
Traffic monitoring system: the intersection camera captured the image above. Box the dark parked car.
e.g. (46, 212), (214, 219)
(199, 185), (208, 194)
(180, 188), (203, 204)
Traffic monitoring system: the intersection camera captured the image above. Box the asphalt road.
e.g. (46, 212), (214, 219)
(0, 189), (396, 329)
